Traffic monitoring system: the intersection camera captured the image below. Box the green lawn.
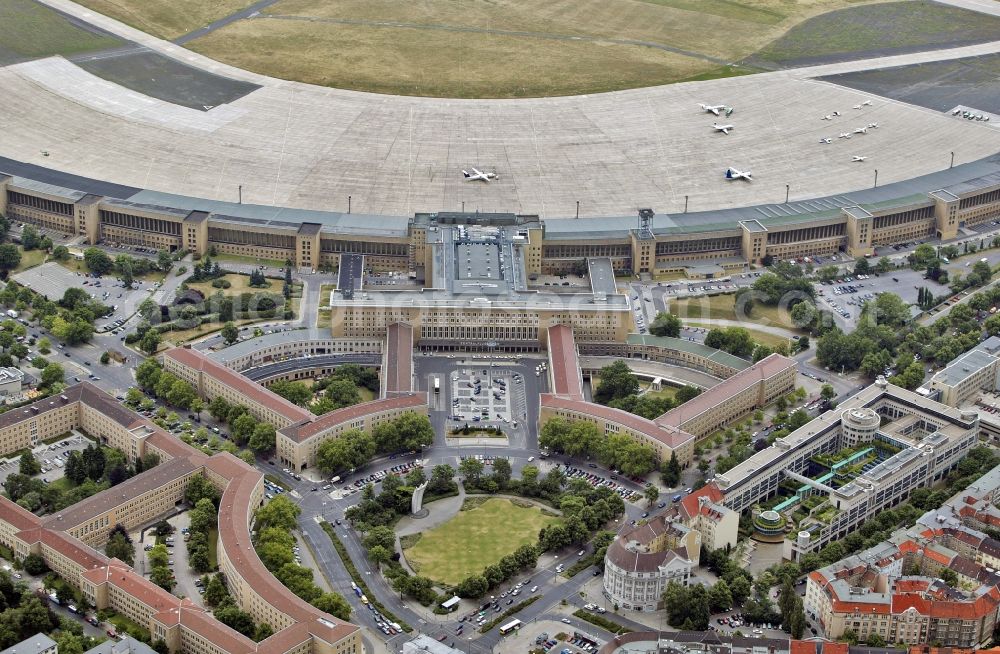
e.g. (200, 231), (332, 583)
(670, 294), (799, 331)
(207, 528), (218, 568)
(0, 0), (123, 65)
(403, 498), (557, 585)
(13, 248), (46, 273)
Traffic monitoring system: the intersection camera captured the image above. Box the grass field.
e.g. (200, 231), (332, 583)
(72, 0), (257, 40)
(403, 498), (557, 585)
(13, 248), (46, 274)
(669, 294), (795, 329)
(752, 0), (1000, 67)
(186, 273), (265, 298)
(186, 0), (883, 98)
(0, 0), (122, 66)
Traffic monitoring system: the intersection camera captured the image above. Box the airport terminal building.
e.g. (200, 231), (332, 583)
(5, 156), (1000, 284)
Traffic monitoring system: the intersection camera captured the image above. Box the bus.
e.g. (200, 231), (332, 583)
(434, 377), (440, 394)
(499, 619), (522, 635)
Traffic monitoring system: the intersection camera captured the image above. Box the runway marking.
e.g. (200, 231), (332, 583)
(272, 97), (295, 205)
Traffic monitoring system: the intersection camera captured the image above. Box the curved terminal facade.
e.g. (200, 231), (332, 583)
(4, 154), (1000, 283)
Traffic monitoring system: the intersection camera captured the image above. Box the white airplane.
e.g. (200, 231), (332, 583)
(712, 123), (734, 135)
(819, 138), (832, 144)
(700, 103), (727, 115)
(853, 127), (868, 134)
(867, 122), (879, 129)
(838, 132), (852, 139)
(832, 111), (842, 117)
(861, 100), (872, 106)
(462, 168), (496, 182)
(724, 167), (752, 181)
(852, 156), (867, 162)
(821, 115), (833, 121)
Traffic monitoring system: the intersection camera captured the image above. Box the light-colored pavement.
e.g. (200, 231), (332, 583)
(3, 0), (1000, 218)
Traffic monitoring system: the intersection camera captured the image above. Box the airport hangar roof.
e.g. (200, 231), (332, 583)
(6, 153), (1000, 239)
(542, 153), (1000, 239)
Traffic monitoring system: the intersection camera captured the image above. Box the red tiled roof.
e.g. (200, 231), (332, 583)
(382, 323), (414, 395)
(824, 644), (849, 654)
(163, 348), (312, 425)
(655, 353), (796, 428)
(547, 324), (584, 400)
(923, 546), (954, 566)
(18, 527), (108, 571)
(679, 484), (724, 520)
(215, 459), (358, 643)
(540, 394), (696, 449)
(279, 393), (427, 442)
(791, 640), (817, 654)
(0, 496), (41, 531)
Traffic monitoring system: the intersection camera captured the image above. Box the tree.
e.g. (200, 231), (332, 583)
(40, 362), (64, 387)
(311, 593), (351, 621)
(269, 380), (313, 406)
(0, 245), (21, 273)
(853, 258), (871, 276)
(50, 245), (70, 262)
(644, 485), (659, 507)
(255, 494), (301, 531)
(649, 311), (682, 337)
(116, 257), (134, 288)
(139, 330), (161, 356)
(221, 321), (239, 346)
(428, 464), (455, 494)
(18, 453), (40, 476)
(705, 327), (755, 358)
(22, 553), (48, 575)
(820, 383), (835, 401)
(204, 575), (229, 606)
(231, 413), (257, 446)
(105, 525), (135, 565)
(708, 578), (733, 612)
(249, 423), (276, 453)
(459, 457), (485, 485)
(83, 248), (113, 275)
(157, 250), (173, 272)
(662, 452), (681, 487)
(184, 474), (221, 506)
(875, 256), (892, 274)
(323, 378), (361, 409)
(593, 360), (640, 405)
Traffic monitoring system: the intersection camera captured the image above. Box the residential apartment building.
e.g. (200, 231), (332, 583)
(603, 512), (698, 612)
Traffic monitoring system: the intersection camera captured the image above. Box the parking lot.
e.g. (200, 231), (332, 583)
(0, 433), (90, 487)
(562, 463), (643, 505)
(13, 262), (160, 333)
(449, 368), (515, 425)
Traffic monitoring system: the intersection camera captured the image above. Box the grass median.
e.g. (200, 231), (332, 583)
(320, 521), (412, 633)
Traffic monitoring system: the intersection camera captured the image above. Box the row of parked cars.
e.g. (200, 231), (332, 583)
(564, 466), (641, 502)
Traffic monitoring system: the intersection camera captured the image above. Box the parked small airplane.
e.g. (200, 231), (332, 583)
(853, 127), (868, 134)
(724, 167), (752, 181)
(819, 138), (832, 144)
(699, 103), (727, 115)
(821, 115), (833, 121)
(852, 156), (867, 162)
(712, 123), (734, 135)
(462, 168), (496, 182)
(838, 132), (852, 139)
(867, 122), (879, 129)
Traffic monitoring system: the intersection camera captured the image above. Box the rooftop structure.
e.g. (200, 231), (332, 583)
(0, 634), (57, 654)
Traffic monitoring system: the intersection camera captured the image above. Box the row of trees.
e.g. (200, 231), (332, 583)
(252, 496), (351, 620)
(315, 412), (434, 475)
(134, 359), (202, 411)
(539, 417), (658, 477)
